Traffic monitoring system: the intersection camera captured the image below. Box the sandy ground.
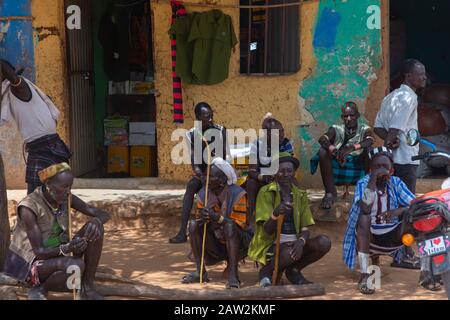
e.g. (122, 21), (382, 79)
(95, 225), (448, 300)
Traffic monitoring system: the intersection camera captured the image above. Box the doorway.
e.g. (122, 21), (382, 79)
(64, 0), (158, 179)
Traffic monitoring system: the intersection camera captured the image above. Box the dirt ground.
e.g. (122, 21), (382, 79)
(95, 220), (448, 301)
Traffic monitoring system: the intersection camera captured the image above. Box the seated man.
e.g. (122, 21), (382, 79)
(248, 153), (331, 287)
(169, 102), (229, 244)
(3, 163), (111, 300)
(342, 147), (420, 295)
(245, 113), (294, 226)
(310, 102), (374, 209)
(181, 158), (252, 289)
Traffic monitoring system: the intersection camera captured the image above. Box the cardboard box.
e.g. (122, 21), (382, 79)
(129, 122), (156, 135)
(129, 133), (156, 146)
(104, 117), (129, 146)
(130, 146), (152, 177)
(107, 146), (129, 175)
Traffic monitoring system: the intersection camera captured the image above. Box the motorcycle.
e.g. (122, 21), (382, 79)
(402, 129), (450, 298)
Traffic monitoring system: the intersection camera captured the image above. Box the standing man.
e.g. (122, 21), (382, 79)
(374, 59), (428, 194)
(0, 59), (71, 194)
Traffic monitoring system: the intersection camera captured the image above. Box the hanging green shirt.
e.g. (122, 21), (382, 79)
(188, 10), (238, 85)
(169, 13), (198, 84)
(248, 182), (315, 266)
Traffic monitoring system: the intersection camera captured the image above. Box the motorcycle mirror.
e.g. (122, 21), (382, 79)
(406, 129), (420, 146)
(442, 177), (450, 190)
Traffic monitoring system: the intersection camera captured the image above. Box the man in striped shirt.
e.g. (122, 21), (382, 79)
(342, 147), (416, 294)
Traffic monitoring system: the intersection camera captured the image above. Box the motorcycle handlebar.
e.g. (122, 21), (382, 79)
(411, 152), (450, 161)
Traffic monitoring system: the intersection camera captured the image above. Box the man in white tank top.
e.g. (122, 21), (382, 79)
(0, 59), (71, 194)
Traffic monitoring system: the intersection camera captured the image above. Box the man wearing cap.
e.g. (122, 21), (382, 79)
(3, 163), (110, 300)
(310, 102), (374, 210)
(342, 147), (418, 294)
(181, 158), (251, 289)
(249, 153), (331, 287)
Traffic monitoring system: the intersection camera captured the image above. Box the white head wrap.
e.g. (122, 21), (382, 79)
(211, 157), (237, 185)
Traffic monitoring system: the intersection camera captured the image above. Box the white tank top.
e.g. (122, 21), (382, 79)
(9, 80), (58, 143)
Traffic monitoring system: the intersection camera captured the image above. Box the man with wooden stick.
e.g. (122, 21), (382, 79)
(170, 102), (230, 244)
(181, 158), (251, 289)
(3, 163), (110, 300)
(248, 153), (331, 287)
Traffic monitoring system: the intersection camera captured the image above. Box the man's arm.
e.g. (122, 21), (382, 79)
(385, 128), (401, 149)
(0, 60), (31, 102)
(374, 127), (388, 140)
(189, 132), (204, 178)
(318, 127), (337, 151)
(337, 128), (375, 162)
(71, 195), (110, 224)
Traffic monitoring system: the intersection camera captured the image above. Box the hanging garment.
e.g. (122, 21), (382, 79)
(129, 15), (149, 69)
(188, 10), (237, 85)
(170, 0), (187, 123)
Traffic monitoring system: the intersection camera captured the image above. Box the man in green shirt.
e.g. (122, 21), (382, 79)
(248, 154), (331, 287)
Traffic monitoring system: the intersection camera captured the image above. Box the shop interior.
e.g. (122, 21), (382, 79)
(66, 0), (157, 179)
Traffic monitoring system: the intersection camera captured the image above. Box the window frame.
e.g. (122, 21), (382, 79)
(239, 0), (301, 76)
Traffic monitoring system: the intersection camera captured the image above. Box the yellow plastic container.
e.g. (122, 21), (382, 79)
(130, 146), (151, 177)
(107, 146), (129, 175)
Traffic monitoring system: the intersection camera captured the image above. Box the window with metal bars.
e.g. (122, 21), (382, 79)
(240, 0), (300, 75)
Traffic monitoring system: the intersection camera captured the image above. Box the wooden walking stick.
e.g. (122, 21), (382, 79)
(199, 137), (211, 285)
(272, 213), (285, 286)
(67, 193), (78, 300)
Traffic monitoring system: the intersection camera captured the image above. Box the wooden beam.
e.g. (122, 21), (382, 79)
(95, 283), (325, 300)
(0, 272), (325, 300)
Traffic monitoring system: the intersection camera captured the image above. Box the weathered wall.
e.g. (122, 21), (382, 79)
(298, 0), (388, 187)
(1, 0), (69, 189)
(152, 0), (320, 182)
(153, 0), (389, 185)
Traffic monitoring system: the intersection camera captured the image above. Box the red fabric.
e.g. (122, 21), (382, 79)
(170, 0), (187, 123)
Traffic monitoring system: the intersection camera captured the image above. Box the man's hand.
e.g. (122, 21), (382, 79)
(336, 146), (353, 166)
(201, 207), (220, 223)
(368, 167), (390, 189)
(385, 137), (400, 149)
(83, 218), (103, 242)
(380, 208), (405, 223)
(385, 129), (401, 150)
(290, 238), (305, 261)
(273, 201), (293, 217)
(262, 175), (274, 184)
(370, 167), (390, 180)
(62, 237), (88, 256)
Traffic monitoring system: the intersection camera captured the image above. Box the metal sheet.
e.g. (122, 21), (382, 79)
(0, 0), (35, 80)
(65, 0), (96, 176)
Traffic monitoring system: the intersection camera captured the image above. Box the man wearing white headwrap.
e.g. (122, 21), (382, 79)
(181, 161), (252, 289)
(211, 157), (237, 185)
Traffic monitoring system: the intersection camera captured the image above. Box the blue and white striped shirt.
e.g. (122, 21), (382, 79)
(342, 174), (415, 269)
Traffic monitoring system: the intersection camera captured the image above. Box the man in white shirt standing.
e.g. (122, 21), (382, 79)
(0, 59), (71, 194)
(374, 59), (427, 194)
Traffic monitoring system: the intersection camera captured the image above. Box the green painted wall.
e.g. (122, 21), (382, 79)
(298, 0), (382, 170)
(93, 0), (109, 148)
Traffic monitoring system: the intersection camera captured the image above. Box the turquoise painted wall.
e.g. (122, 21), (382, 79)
(298, 0), (382, 170)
